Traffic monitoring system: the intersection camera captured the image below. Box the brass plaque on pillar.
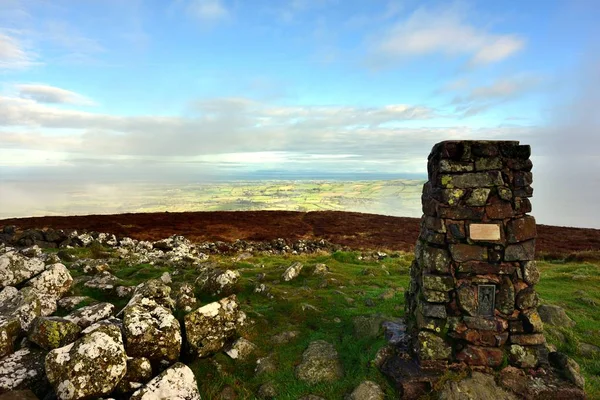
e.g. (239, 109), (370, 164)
(478, 284), (495, 316)
(469, 223), (501, 241)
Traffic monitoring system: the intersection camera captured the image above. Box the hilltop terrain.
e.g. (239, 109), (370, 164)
(1, 210), (600, 255)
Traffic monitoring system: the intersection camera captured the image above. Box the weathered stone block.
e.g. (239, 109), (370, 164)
(449, 244), (487, 262)
(420, 246), (452, 274)
(439, 160), (474, 173)
(507, 216), (536, 243)
(500, 144), (531, 159)
(423, 216), (446, 233)
(457, 262), (515, 275)
(514, 172), (533, 187)
(456, 284), (477, 316)
(456, 345), (504, 367)
(445, 220), (466, 243)
(516, 287), (539, 310)
(422, 275), (454, 292)
(416, 331), (451, 360)
(522, 309), (543, 333)
(511, 334), (545, 346)
(422, 289), (450, 303)
(497, 186), (513, 201)
(465, 188), (491, 206)
(497, 276), (515, 315)
(418, 299), (447, 319)
(509, 344), (539, 368)
(438, 206), (485, 220)
(471, 142), (499, 157)
(513, 197), (532, 214)
(464, 316), (508, 332)
(514, 186), (533, 198)
(475, 157), (503, 171)
(440, 172), (504, 189)
(416, 310), (446, 333)
(506, 158), (533, 171)
(486, 201), (514, 220)
(521, 261), (540, 285)
(505, 240), (536, 261)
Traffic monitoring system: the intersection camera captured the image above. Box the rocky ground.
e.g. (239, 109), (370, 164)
(0, 217), (599, 399)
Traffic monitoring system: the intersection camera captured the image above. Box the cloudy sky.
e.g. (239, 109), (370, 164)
(1, 0), (599, 227)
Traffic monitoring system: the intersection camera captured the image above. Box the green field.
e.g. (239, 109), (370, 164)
(1, 179), (425, 218)
(55, 245), (600, 399)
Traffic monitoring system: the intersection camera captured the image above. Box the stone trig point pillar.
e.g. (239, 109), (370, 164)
(406, 140), (544, 369)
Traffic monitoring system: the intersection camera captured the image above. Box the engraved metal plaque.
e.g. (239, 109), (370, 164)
(477, 285), (496, 316)
(470, 224), (501, 241)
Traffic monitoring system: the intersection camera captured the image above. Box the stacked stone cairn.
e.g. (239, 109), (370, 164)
(405, 140), (546, 370)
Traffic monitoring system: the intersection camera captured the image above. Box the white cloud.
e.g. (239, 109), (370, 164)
(447, 74), (543, 116)
(372, 5), (525, 66)
(16, 84), (96, 106)
(187, 0), (229, 22)
(0, 33), (37, 69)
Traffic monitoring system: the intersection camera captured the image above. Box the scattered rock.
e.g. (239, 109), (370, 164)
(116, 286), (135, 298)
(123, 302), (182, 366)
(348, 380), (385, 400)
(83, 272), (122, 293)
(63, 303), (115, 328)
(130, 362), (200, 400)
(537, 304), (575, 327)
(255, 355), (277, 376)
(57, 297), (93, 312)
(45, 325), (127, 400)
(438, 371), (517, 400)
(257, 382), (277, 399)
(176, 283), (197, 313)
(271, 330), (300, 345)
(313, 263), (329, 275)
(295, 340), (343, 384)
(24, 264), (73, 316)
(114, 357), (153, 395)
(27, 316), (81, 350)
(0, 347), (49, 397)
(0, 287), (42, 355)
(372, 344), (395, 368)
(282, 262), (303, 282)
(578, 342), (600, 358)
(196, 268), (240, 296)
(352, 315), (384, 339)
(0, 252), (45, 289)
(184, 295), (246, 358)
(225, 337), (257, 360)
(120, 280), (175, 314)
(549, 352), (585, 389)
(81, 261), (111, 275)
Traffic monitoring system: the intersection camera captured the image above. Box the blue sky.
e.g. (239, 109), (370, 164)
(1, 0), (599, 227)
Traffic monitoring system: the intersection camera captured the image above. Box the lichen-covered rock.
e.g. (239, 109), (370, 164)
(120, 280), (175, 315)
(348, 380), (385, 400)
(123, 301), (181, 366)
(352, 315), (385, 339)
(225, 337), (257, 360)
(81, 261), (111, 275)
(0, 347), (49, 397)
(255, 355), (277, 376)
(83, 272), (122, 293)
(45, 325), (127, 400)
(0, 287), (42, 334)
(0, 252), (45, 289)
(437, 371), (517, 400)
(184, 295), (246, 358)
(313, 263), (329, 275)
(63, 303), (115, 328)
(176, 284), (197, 313)
(416, 331), (452, 360)
(0, 287), (18, 304)
(27, 316), (81, 350)
(130, 362), (200, 400)
(255, 382), (275, 399)
(196, 268), (240, 295)
(24, 264), (73, 316)
(282, 262), (303, 282)
(114, 357), (153, 395)
(295, 340), (344, 384)
(509, 345), (539, 368)
(537, 305), (575, 327)
(25, 263), (72, 299)
(57, 297), (93, 312)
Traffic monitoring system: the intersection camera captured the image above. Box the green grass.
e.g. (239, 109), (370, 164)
(58, 246), (600, 399)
